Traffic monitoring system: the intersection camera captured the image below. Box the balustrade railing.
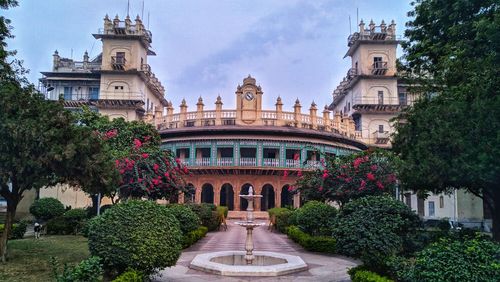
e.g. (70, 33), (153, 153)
(262, 158), (280, 167)
(195, 158), (211, 166)
(239, 158), (256, 166)
(285, 159), (300, 168)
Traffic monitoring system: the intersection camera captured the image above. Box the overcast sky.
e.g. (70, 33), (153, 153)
(4, 0), (412, 111)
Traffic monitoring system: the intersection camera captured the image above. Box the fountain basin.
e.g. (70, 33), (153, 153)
(190, 251), (308, 276)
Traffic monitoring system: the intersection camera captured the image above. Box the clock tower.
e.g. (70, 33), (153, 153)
(235, 75), (263, 125)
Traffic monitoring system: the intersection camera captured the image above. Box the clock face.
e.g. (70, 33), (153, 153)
(245, 92), (254, 101)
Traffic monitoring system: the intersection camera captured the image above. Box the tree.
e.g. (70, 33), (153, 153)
(0, 83), (108, 261)
(393, 0), (500, 241)
(75, 108), (189, 202)
(295, 150), (398, 207)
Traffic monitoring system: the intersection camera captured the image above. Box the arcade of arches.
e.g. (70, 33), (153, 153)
(179, 176), (300, 211)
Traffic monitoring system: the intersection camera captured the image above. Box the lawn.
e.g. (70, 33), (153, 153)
(0, 235), (89, 282)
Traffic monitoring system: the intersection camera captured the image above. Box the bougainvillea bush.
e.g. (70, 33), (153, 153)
(295, 150), (399, 206)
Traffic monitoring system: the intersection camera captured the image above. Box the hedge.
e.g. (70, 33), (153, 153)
(293, 201), (336, 236)
(349, 268), (394, 282)
(166, 204), (200, 235)
(268, 207), (294, 233)
(185, 203), (220, 231)
(30, 197), (65, 220)
(182, 226), (208, 248)
(287, 225), (336, 253)
(112, 268), (144, 282)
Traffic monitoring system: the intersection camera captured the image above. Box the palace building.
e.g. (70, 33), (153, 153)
(26, 14), (487, 226)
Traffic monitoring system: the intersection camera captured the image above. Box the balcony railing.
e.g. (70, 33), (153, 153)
(353, 97), (407, 106)
(371, 61), (388, 75)
(179, 157), (325, 169)
(347, 67), (358, 80)
(262, 158), (280, 167)
(240, 158), (257, 166)
(372, 131), (390, 144)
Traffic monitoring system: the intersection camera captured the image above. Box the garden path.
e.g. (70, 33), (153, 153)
(154, 220), (359, 282)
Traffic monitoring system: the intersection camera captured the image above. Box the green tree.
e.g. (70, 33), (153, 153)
(393, 0), (500, 241)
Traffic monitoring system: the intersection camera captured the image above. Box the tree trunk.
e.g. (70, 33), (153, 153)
(0, 204), (17, 263)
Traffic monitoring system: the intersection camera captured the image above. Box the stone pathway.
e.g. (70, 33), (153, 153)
(153, 220), (359, 282)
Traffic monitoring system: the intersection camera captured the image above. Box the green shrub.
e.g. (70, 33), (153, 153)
(182, 226), (208, 248)
(30, 197), (65, 220)
(293, 201), (337, 236)
(112, 268), (144, 282)
(63, 208), (88, 235)
(331, 196), (420, 267)
(47, 216), (74, 235)
(394, 236), (500, 282)
(166, 204), (200, 234)
(51, 256), (103, 282)
(217, 206), (228, 218)
(0, 221), (28, 239)
(186, 203), (219, 231)
(268, 207), (294, 233)
(88, 200), (182, 277)
(351, 269), (393, 282)
(287, 226), (336, 253)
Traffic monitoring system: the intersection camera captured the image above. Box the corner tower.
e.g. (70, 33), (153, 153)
(93, 14), (167, 120)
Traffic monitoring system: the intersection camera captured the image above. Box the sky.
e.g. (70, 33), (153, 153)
(4, 0), (412, 111)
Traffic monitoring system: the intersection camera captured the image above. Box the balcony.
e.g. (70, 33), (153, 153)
(195, 158), (211, 166)
(352, 97), (407, 113)
(262, 158), (280, 167)
(216, 158), (233, 166)
(371, 61), (388, 75)
(111, 56), (126, 70)
(372, 131), (390, 144)
(240, 158), (257, 167)
(178, 157), (327, 170)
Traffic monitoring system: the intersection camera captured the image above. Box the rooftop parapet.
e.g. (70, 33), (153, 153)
(347, 19), (397, 47)
(94, 14), (152, 47)
(51, 50), (101, 72)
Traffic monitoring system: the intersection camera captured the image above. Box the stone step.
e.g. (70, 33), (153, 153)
(228, 211), (269, 219)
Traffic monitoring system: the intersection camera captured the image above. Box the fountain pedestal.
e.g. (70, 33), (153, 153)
(189, 185), (308, 276)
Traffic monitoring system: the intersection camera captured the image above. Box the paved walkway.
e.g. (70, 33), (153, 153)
(154, 220), (359, 282)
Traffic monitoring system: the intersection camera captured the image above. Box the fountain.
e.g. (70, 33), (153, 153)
(189, 186), (308, 276)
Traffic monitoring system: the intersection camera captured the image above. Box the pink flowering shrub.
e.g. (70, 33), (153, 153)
(295, 150), (399, 206)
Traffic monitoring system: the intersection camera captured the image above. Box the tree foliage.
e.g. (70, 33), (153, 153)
(295, 150), (398, 206)
(394, 0), (500, 241)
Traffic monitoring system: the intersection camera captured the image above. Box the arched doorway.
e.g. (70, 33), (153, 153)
(220, 183), (234, 210)
(201, 183), (214, 204)
(260, 184), (275, 211)
(184, 183), (195, 203)
(281, 185), (293, 208)
(240, 183), (253, 211)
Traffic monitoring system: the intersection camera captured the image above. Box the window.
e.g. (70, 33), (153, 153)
(89, 87), (99, 100)
(378, 125), (384, 133)
(115, 52), (125, 64)
(428, 201), (435, 217)
(63, 87), (72, 100)
(439, 195), (444, 208)
(348, 102), (350, 111)
(353, 115), (361, 131)
(373, 56), (382, 68)
(378, 91), (384, 104)
(114, 86), (124, 90)
(398, 92), (407, 105)
(404, 193), (412, 209)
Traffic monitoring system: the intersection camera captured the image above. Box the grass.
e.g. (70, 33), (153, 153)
(0, 235), (89, 282)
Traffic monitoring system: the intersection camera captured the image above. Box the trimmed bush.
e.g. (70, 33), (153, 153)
(30, 197), (65, 220)
(268, 207), (294, 233)
(394, 235), (500, 282)
(0, 221), (28, 239)
(166, 204), (200, 234)
(46, 216), (74, 235)
(287, 226), (336, 253)
(182, 226), (208, 248)
(351, 270), (393, 282)
(63, 208), (88, 235)
(217, 206), (228, 218)
(112, 269), (144, 282)
(293, 201), (337, 236)
(51, 256), (103, 282)
(331, 196), (420, 267)
(186, 203), (220, 231)
(88, 200), (182, 277)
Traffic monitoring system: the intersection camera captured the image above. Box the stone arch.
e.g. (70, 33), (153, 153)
(240, 183), (254, 211)
(281, 184), (293, 208)
(260, 184), (275, 211)
(201, 183), (214, 204)
(220, 183), (234, 211)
